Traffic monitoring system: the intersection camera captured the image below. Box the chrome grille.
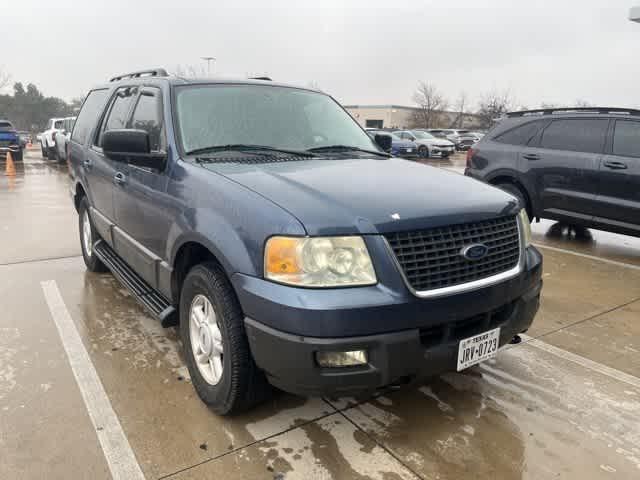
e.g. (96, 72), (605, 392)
(385, 216), (520, 292)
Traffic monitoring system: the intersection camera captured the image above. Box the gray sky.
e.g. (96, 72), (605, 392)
(3, 0), (639, 109)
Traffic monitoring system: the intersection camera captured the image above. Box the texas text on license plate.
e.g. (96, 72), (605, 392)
(456, 327), (500, 371)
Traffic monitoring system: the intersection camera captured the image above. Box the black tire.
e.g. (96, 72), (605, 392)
(78, 197), (108, 272)
(418, 145), (429, 158)
(179, 262), (270, 415)
(49, 147), (58, 161)
(496, 182), (532, 221)
(41, 143), (48, 159)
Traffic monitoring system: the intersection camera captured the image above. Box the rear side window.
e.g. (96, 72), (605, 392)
(612, 121), (640, 158)
(494, 121), (543, 145)
(71, 89), (108, 145)
(54, 120), (63, 129)
(539, 119), (608, 154)
(129, 88), (165, 151)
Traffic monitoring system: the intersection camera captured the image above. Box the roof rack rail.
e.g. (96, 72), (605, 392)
(249, 76), (272, 81)
(110, 68), (169, 82)
(507, 107), (640, 118)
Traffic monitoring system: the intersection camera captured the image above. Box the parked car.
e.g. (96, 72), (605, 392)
(0, 120), (23, 161)
(53, 117), (76, 162)
(394, 130), (455, 158)
(40, 117), (64, 159)
(465, 107), (640, 238)
(428, 129), (472, 150)
(18, 131), (32, 148)
(367, 129), (419, 158)
(69, 69), (542, 414)
(456, 132), (482, 150)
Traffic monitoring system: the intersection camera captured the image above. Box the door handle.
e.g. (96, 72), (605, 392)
(82, 158), (92, 169)
(603, 161), (627, 170)
(523, 154), (540, 161)
(113, 172), (127, 185)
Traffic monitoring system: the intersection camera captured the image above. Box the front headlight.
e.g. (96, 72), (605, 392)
(264, 236), (377, 287)
(518, 209), (532, 247)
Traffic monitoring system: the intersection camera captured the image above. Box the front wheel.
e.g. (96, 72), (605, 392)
(418, 145), (429, 158)
(41, 143), (48, 159)
(13, 150), (23, 162)
(180, 262), (270, 415)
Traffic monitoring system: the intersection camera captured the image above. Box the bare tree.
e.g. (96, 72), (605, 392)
(573, 99), (594, 108)
(450, 92), (468, 128)
(476, 90), (513, 129)
(0, 66), (10, 91)
(411, 81), (448, 129)
(171, 64), (207, 78)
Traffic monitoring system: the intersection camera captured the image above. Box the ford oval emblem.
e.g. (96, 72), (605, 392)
(461, 243), (489, 261)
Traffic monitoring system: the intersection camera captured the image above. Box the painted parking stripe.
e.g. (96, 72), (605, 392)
(41, 280), (145, 480)
(521, 334), (640, 390)
(533, 243), (640, 271)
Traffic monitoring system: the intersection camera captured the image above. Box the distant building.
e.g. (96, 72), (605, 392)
(344, 104), (481, 130)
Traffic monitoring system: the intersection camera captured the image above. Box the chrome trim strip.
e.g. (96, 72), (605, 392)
(384, 215), (524, 299)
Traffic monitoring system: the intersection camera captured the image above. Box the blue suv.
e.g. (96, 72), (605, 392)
(69, 69), (542, 414)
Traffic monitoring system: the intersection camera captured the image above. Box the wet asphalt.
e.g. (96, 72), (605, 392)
(0, 149), (638, 479)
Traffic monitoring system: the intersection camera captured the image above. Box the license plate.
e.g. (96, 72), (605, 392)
(406, 148), (413, 153)
(457, 327), (500, 371)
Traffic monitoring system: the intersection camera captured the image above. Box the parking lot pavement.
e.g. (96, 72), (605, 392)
(1, 149), (639, 479)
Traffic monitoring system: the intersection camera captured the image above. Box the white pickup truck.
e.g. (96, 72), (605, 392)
(40, 117), (64, 159)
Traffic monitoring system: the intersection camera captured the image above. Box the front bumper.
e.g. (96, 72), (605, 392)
(246, 280), (541, 396)
(236, 245), (543, 396)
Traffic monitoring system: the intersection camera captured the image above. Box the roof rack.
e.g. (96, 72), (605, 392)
(110, 68), (169, 82)
(507, 107), (640, 118)
(249, 76), (272, 81)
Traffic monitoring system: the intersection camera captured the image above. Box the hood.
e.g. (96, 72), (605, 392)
(416, 138), (454, 147)
(392, 139), (416, 148)
(202, 157), (519, 235)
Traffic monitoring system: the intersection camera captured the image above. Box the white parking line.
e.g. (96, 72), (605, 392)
(41, 280), (145, 480)
(521, 334), (640, 390)
(533, 243), (640, 271)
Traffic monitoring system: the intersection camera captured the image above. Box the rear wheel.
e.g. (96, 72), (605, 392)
(496, 182), (532, 221)
(41, 142), (48, 159)
(78, 197), (108, 272)
(179, 262), (270, 415)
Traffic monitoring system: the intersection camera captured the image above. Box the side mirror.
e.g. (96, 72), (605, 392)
(102, 129), (166, 170)
(374, 134), (392, 153)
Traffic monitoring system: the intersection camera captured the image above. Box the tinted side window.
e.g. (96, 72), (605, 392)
(129, 89), (164, 151)
(96, 87), (138, 146)
(613, 121), (640, 158)
(494, 121), (543, 145)
(71, 89), (108, 145)
(540, 119), (608, 154)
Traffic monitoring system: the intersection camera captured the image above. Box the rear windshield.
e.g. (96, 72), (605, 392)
(0, 121), (13, 130)
(175, 84), (378, 154)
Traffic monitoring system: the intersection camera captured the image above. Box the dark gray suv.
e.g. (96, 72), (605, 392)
(466, 108), (640, 238)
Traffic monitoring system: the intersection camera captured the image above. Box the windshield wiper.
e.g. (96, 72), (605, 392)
(186, 144), (316, 157)
(307, 145), (391, 157)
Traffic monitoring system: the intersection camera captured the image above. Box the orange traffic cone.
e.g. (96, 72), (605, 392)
(5, 151), (16, 176)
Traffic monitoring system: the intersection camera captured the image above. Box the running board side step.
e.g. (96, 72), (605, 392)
(93, 240), (178, 327)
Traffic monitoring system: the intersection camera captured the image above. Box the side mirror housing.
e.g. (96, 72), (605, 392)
(374, 134), (392, 153)
(102, 129), (166, 170)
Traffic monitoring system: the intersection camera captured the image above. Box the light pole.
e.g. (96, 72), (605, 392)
(201, 57), (216, 76)
(630, 6), (640, 22)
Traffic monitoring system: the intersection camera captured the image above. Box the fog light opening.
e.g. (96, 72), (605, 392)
(316, 350), (368, 368)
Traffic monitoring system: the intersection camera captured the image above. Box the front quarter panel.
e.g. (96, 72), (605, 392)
(167, 160), (306, 279)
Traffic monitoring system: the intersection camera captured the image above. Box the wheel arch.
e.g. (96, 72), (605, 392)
(488, 173), (535, 218)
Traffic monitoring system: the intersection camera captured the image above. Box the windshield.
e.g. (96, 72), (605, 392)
(0, 122), (13, 130)
(175, 85), (378, 154)
(412, 131), (435, 139)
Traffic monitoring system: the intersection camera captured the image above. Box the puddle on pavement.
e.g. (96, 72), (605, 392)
(331, 345), (640, 480)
